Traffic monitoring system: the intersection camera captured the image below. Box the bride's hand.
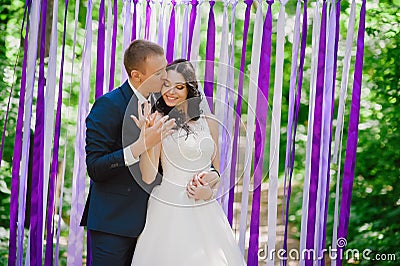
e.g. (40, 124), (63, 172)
(130, 101), (155, 129)
(186, 176), (212, 200)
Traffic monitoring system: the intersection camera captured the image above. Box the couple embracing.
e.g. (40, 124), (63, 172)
(81, 39), (246, 266)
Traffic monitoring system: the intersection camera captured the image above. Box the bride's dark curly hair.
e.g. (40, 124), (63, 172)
(153, 59), (203, 135)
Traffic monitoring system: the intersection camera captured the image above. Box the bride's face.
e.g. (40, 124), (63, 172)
(161, 70), (189, 107)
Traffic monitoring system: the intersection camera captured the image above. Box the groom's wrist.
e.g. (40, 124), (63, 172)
(130, 138), (146, 159)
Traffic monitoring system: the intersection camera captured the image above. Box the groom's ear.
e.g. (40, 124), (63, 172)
(131, 70), (142, 82)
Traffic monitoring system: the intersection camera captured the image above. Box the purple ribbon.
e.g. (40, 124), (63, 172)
(321, 1), (341, 264)
(30, 0), (48, 263)
(132, 0), (139, 41)
(44, 1), (68, 265)
(95, 0), (105, 100)
(204, 0), (215, 111)
(187, 0), (198, 60)
(166, 0), (177, 63)
(283, 0), (308, 261)
(8, 2), (30, 265)
(109, 0), (118, 91)
(247, 1), (274, 264)
(305, 1), (327, 265)
(337, 0), (366, 264)
(228, 0), (253, 226)
(144, 0), (151, 40)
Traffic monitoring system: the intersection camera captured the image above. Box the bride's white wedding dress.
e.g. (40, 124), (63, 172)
(131, 117), (246, 265)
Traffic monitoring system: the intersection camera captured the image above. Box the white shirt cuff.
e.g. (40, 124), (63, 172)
(123, 145), (139, 166)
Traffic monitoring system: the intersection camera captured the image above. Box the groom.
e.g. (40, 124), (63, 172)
(81, 40), (175, 265)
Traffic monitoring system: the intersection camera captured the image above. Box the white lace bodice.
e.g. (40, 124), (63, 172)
(160, 117), (215, 187)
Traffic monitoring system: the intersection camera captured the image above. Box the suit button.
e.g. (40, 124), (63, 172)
(127, 187), (132, 192)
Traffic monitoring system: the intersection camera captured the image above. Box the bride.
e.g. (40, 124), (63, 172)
(131, 59), (246, 265)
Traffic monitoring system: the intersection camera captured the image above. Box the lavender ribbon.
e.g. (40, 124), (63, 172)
(204, 0), (215, 111)
(166, 0), (177, 63)
(181, 0), (190, 58)
(67, 0), (92, 264)
(109, 0), (118, 91)
(95, 0), (105, 99)
(305, 1), (327, 265)
(157, 0), (165, 46)
(8, 2), (30, 265)
(228, 0), (253, 226)
(30, 0), (48, 263)
(337, 0), (366, 264)
(218, 0), (238, 216)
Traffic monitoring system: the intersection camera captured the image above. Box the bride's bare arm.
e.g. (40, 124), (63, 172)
(206, 115), (220, 189)
(139, 143), (162, 184)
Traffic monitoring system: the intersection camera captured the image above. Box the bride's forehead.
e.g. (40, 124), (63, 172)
(166, 70), (186, 83)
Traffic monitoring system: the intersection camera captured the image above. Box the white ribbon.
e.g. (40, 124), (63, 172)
(331, 1), (356, 265)
(20, 0), (41, 264)
(238, 0), (263, 255)
(267, 2), (286, 265)
(299, 1), (320, 265)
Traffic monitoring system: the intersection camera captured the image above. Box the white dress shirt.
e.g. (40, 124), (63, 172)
(123, 80), (149, 166)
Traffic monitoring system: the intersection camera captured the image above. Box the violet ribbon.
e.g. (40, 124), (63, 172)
(8, 2), (30, 265)
(96, 0), (105, 99)
(204, 0), (215, 111)
(30, 0), (48, 263)
(337, 0), (366, 264)
(109, 0), (118, 91)
(228, 0), (253, 227)
(187, 0), (198, 60)
(305, 1), (327, 265)
(145, 0), (151, 40)
(166, 0), (177, 63)
(246, 1), (269, 264)
(157, 0), (165, 46)
(332, 2), (355, 264)
(132, 0), (139, 41)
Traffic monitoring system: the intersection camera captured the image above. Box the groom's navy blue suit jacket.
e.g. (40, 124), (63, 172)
(81, 80), (161, 237)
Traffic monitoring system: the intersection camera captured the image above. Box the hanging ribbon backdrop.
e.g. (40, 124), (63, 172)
(4, 0), (367, 265)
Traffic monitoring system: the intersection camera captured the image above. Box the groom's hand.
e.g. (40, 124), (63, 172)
(186, 175), (212, 201)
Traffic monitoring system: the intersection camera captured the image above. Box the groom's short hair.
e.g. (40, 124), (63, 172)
(124, 39), (165, 77)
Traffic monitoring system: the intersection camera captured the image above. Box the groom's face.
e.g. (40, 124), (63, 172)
(140, 55), (168, 94)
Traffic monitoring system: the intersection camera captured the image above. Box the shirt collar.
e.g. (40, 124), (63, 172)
(128, 79), (148, 104)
